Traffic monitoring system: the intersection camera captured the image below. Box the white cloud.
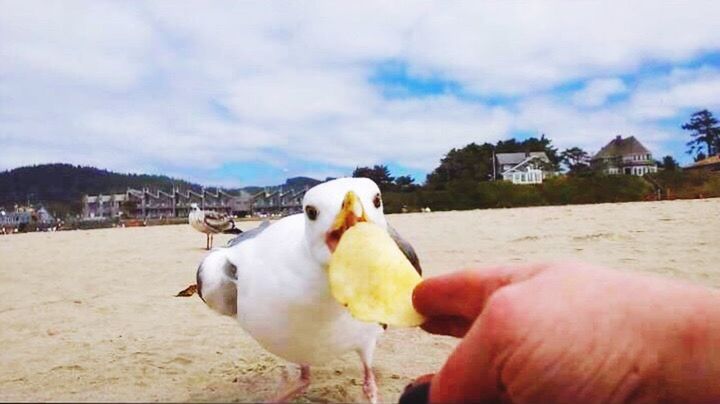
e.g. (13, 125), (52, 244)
(627, 66), (720, 120)
(513, 67), (720, 160)
(515, 95), (674, 158)
(1, 1), (719, 184)
(571, 78), (628, 107)
(0, 1), (153, 90)
(401, 2), (720, 94)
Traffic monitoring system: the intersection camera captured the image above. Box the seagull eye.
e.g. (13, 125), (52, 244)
(373, 194), (382, 209)
(305, 205), (318, 221)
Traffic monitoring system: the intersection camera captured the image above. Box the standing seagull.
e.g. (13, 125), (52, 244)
(188, 203), (241, 250)
(193, 178), (421, 402)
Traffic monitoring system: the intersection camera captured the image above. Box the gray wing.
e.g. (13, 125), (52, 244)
(196, 249), (238, 316)
(196, 221), (273, 315)
(226, 220), (271, 247)
(388, 225), (422, 276)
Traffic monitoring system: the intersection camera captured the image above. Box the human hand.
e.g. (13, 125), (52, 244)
(403, 264), (720, 403)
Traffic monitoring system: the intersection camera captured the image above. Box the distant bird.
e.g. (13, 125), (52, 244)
(188, 203), (242, 250)
(191, 178), (421, 402)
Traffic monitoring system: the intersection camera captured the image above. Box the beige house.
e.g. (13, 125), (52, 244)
(591, 135), (658, 176)
(251, 187), (308, 216)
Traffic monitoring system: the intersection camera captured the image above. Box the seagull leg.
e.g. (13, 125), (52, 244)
(210, 233), (214, 249)
(358, 348), (379, 404)
(270, 364), (310, 403)
(362, 362), (378, 404)
(205, 234), (210, 250)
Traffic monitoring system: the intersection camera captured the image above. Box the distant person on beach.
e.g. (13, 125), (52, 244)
(402, 264), (720, 403)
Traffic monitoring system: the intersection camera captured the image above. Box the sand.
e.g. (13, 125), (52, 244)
(1, 198), (718, 402)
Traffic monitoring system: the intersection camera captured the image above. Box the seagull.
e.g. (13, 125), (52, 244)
(188, 203), (242, 250)
(192, 178), (421, 402)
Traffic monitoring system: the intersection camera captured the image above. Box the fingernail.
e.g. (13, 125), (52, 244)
(398, 380), (430, 404)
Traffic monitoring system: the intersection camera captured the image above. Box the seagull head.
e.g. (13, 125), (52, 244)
(302, 177), (388, 265)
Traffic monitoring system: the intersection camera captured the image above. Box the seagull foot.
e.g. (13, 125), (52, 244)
(363, 363), (378, 404)
(269, 365), (310, 403)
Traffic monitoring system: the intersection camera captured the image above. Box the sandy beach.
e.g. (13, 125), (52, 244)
(1, 198), (718, 402)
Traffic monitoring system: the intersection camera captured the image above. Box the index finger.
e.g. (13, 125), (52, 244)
(413, 265), (545, 321)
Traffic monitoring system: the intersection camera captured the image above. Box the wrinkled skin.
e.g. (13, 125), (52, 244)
(412, 264), (720, 403)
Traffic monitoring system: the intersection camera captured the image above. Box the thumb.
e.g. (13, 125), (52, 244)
(399, 300), (514, 404)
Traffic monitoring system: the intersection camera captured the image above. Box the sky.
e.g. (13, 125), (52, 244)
(2, 1), (720, 187)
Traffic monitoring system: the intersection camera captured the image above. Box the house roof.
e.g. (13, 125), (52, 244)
(687, 154), (720, 168)
(593, 136), (651, 159)
(232, 190), (253, 202)
(500, 154), (551, 175)
(496, 152), (549, 165)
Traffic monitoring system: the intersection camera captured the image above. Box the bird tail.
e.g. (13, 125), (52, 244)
(223, 220), (243, 234)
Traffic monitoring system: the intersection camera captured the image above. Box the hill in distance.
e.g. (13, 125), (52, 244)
(234, 176), (323, 195)
(0, 163), (321, 216)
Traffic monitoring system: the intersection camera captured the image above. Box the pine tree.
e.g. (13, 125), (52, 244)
(682, 109), (720, 159)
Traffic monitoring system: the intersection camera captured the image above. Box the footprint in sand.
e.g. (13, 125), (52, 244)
(166, 356), (193, 365)
(51, 365), (84, 372)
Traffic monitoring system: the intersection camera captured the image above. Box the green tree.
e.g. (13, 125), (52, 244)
(560, 147), (591, 173)
(658, 155), (679, 171)
(352, 165), (395, 190)
(425, 142), (496, 189)
(394, 175), (417, 191)
(682, 109), (720, 159)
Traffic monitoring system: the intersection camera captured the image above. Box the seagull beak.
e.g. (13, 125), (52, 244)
(326, 191), (367, 252)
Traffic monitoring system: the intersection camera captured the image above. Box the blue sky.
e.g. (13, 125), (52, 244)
(1, 2), (720, 187)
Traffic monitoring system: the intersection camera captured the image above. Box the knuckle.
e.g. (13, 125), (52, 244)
(480, 287), (523, 342)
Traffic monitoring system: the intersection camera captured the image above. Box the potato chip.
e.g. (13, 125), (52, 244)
(328, 222), (424, 327)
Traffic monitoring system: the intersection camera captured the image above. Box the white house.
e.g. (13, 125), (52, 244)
(496, 152), (553, 184)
